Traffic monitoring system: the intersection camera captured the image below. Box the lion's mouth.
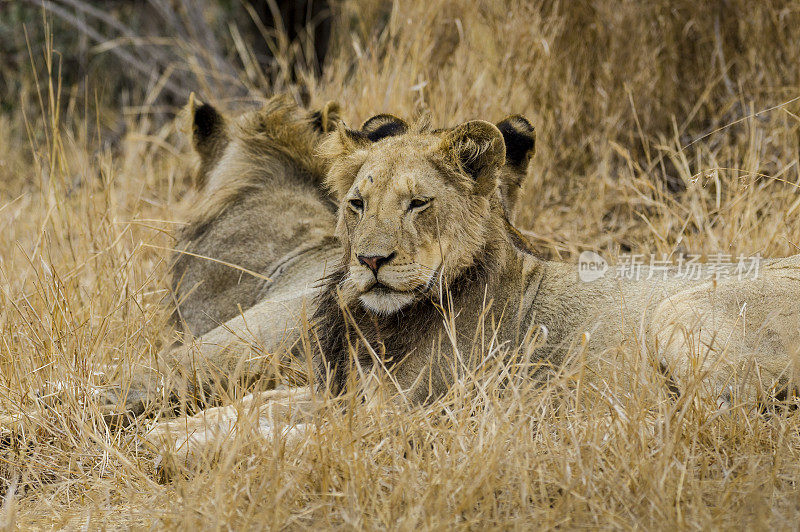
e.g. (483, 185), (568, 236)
(367, 281), (403, 294)
(363, 269), (439, 296)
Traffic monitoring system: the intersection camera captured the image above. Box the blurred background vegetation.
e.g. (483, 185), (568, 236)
(2, 1), (799, 199)
(1, 1), (338, 137)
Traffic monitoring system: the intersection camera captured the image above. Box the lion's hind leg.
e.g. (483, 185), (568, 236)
(648, 278), (800, 411)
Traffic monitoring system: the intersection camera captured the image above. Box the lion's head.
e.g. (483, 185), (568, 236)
(320, 114), (535, 315)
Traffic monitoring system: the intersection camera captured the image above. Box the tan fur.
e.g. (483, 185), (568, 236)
(303, 121), (800, 403)
(170, 95), (342, 338)
(181, 114), (798, 400)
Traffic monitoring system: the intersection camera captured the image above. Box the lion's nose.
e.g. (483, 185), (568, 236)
(357, 252), (396, 276)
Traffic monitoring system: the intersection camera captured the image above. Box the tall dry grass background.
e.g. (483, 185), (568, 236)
(2, 0), (800, 528)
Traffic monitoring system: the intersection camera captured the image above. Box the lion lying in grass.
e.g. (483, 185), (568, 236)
(117, 96), (800, 462)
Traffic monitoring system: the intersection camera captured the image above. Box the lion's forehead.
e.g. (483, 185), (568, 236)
(355, 151), (444, 198)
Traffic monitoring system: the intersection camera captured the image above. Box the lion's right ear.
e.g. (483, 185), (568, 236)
(321, 114), (410, 157)
(320, 125), (369, 158)
(310, 100), (342, 133)
(438, 120), (506, 196)
(320, 115), (409, 198)
(496, 115), (535, 169)
(319, 125), (370, 199)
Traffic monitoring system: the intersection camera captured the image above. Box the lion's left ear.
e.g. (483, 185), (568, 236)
(360, 114), (409, 141)
(321, 114), (410, 198)
(438, 120), (506, 196)
(324, 114), (409, 156)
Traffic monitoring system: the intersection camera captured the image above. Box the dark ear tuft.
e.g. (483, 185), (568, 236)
(193, 103), (225, 147)
(184, 94), (229, 189)
(342, 128), (371, 147)
(496, 115), (535, 169)
(360, 114), (409, 142)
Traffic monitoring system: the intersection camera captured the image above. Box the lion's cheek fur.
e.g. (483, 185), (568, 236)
(435, 195), (493, 281)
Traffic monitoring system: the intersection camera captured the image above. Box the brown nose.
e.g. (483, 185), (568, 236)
(357, 252), (396, 276)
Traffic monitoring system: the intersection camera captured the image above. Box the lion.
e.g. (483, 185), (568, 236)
(308, 117), (800, 404)
(115, 99), (800, 461)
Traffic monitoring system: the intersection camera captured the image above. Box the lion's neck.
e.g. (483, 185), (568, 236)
(311, 207), (551, 398)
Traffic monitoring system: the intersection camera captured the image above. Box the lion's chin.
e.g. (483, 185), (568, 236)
(359, 290), (416, 315)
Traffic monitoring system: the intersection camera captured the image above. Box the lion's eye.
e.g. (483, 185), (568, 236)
(348, 198), (364, 212)
(408, 197), (431, 211)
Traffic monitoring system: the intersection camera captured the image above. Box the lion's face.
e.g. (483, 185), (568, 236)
(342, 144), (471, 314)
(323, 116), (509, 315)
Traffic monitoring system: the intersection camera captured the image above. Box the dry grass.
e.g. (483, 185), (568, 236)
(3, 0), (800, 528)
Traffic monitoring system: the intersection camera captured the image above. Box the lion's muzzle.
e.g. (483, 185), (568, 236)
(357, 251), (397, 276)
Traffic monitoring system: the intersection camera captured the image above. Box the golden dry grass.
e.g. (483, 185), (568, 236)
(3, 0), (800, 529)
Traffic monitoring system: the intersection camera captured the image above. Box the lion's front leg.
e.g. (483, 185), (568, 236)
(171, 293), (314, 389)
(0, 361), (168, 439)
(142, 386), (315, 471)
(94, 293), (315, 422)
